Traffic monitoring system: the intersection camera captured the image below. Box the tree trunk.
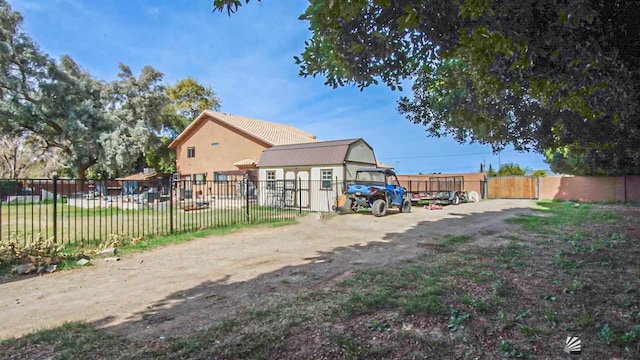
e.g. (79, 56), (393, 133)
(76, 164), (88, 180)
(75, 159), (96, 180)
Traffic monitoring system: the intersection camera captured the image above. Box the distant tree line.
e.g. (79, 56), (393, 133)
(484, 163), (547, 177)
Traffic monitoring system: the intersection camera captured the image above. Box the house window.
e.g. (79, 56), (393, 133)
(321, 169), (333, 190)
(181, 175), (193, 197)
(194, 173), (206, 185)
(214, 172), (229, 183)
(187, 147), (195, 158)
(266, 170), (276, 190)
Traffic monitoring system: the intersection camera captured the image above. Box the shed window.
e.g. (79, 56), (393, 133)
(321, 169), (332, 190)
(266, 171), (276, 190)
(187, 147), (195, 158)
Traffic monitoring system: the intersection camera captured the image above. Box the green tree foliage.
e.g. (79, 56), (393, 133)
(0, 1), (112, 179)
(214, 0), (640, 175)
(140, 78), (222, 174)
(167, 77), (221, 128)
(143, 137), (176, 174)
(487, 164), (497, 177)
(497, 163), (526, 177)
(1, 1), (221, 179)
(531, 169), (547, 177)
(97, 63), (169, 177)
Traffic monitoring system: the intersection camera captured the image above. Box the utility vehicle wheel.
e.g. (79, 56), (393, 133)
(339, 198), (353, 215)
(372, 199), (387, 217)
(400, 198), (412, 213)
(452, 193), (460, 205)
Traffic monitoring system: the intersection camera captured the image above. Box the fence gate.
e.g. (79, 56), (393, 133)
(487, 176), (538, 199)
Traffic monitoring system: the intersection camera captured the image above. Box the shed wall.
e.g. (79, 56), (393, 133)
(346, 141), (376, 164)
(258, 165), (344, 211)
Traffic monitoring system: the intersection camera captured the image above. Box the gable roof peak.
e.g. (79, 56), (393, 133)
(258, 138), (375, 167)
(169, 110), (318, 149)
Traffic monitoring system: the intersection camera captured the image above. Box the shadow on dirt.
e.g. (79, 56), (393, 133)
(338, 209), (404, 216)
(0, 272), (38, 285)
(90, 202), (536, 340)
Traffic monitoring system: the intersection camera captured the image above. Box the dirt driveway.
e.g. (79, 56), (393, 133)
(0, 199), (536, 340)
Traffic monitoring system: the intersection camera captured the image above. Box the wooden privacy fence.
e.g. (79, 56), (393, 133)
(487, 175), (640, 202)
(487, 176), (538, 199)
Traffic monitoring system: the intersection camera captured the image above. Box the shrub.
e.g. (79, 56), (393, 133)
(0, 234), (81, 269)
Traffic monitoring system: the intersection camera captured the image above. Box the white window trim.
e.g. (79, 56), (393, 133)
(320, 169), (333, 190)
(266, 170), (276, 190)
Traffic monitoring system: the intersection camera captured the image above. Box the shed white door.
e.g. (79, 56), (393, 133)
(285, 169), (310, 208)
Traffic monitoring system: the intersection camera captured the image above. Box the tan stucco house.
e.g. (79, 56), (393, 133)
(168, 110), (318, 183)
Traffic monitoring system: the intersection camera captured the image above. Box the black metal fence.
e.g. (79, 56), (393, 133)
(0, 177), (343, 247)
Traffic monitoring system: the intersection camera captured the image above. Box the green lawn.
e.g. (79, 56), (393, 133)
(1, 201), (300, 246)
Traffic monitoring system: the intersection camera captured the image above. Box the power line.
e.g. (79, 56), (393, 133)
(400, 160), (550, 174)
(379, 149), (517, 161)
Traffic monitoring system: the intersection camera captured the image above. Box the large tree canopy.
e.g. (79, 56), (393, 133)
(142, 77), (222, 174)
(0, 1), (112, 180)
(214, 0), (640, 175)
(96, 63), (169, 177)
(167, 77), (221, 125)
(1, 0), (221, 179)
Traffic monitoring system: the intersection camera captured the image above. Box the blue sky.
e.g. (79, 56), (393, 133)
(10, 0), (550, 174)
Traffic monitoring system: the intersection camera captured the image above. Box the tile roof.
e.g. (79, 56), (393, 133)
(258, 138), (369, 167)
(233, 158), (257, 167)
(169, 110), (317, 149)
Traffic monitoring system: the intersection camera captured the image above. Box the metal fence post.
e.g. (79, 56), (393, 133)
(245, 177), (250, 223)
(52, 175), (58, 243)
(298, 178), (302, 215)
(169, 179), (174, 234)
(334, 176), (339, 210)
(483, 179), (488, 199)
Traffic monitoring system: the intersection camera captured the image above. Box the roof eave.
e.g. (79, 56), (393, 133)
(168, 110), (279, 149)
